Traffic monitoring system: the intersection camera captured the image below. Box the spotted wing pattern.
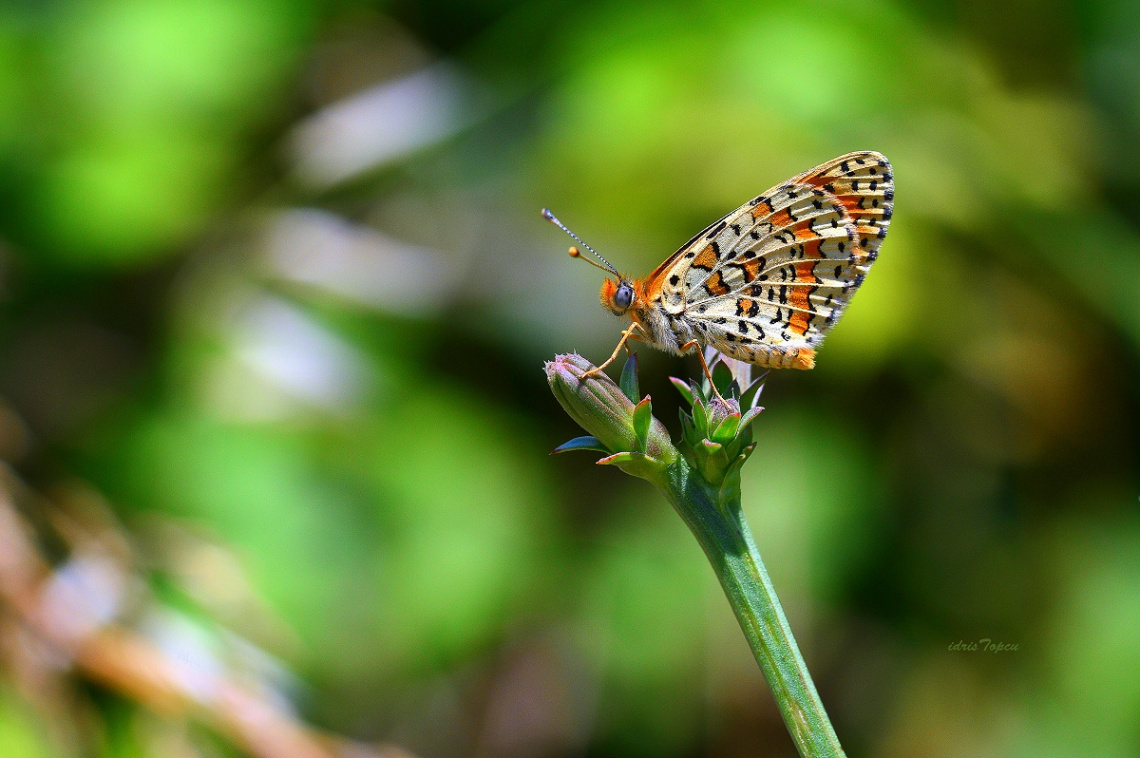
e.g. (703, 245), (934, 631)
(652, 151), (893, 369)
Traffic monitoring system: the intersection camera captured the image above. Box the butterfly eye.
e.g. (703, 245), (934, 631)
(615, 284), (634, 310)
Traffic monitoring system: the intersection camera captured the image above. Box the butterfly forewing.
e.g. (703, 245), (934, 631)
(795, 152), (894, 263)
(651, 151), (893, 368)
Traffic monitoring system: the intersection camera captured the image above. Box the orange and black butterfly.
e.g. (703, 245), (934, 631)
(544, 151), (893, 379)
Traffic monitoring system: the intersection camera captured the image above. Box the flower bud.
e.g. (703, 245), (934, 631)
(706, 396), (741, 433)
(673, 360), (765, 488)
(545, 354), (677, 465)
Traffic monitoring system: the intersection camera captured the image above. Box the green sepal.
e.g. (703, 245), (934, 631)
(551, 436), (612, 455)
(619, 353), (640, 403)
(669, 376), (694, 407)
(631, 396), (653, 453)
(711, 413), (742, 445)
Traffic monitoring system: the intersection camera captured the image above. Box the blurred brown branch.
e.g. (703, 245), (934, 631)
(0, 465), (415, 758)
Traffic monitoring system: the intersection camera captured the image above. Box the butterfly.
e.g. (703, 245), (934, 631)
(543, 151), (893, 382)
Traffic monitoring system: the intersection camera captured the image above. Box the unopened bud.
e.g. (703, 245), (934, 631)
(545, 354), (676, 465)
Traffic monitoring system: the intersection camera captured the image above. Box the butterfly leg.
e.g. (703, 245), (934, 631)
(581, 324), (644, 381)
(679, 340), (727, 403)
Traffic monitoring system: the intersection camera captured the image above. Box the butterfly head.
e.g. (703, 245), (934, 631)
(600, 277), (636, 315)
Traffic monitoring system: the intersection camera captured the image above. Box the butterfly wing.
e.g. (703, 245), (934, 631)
(651, 151), (893, 369)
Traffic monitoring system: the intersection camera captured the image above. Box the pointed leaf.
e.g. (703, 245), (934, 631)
(739, 372), (768, 411)
(678, 409), (699, 447)
(619, 353), (640, 403)
(631, 396), (653, 453)
(738, 406), (764, 433)
(596, 450), (668, 482)
(696, 439), (732, 485)
(551, 436), (612, 455)
(691, 395), (709, 436)
(719, 449), (753, 503)
(596, 451), (637, 466)
(711, 360), (735, 398)
(691, 379), (709, 405)
(669, 376), (694, 407)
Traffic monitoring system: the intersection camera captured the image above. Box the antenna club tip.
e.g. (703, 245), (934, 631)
(568, 246), (580, 257)
(541, 208), (555, 221)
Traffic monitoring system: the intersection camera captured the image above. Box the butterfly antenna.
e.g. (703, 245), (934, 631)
(541, 209), (620, 276)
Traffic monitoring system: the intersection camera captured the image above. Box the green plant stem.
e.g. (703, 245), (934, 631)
(662, 461), (845, 758)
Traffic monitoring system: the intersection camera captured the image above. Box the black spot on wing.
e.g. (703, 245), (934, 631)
(672, 212), (736, 258)
(705, 220), (727, 240)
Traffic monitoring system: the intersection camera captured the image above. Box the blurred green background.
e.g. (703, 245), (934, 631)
(0, 0), (1138, 756)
